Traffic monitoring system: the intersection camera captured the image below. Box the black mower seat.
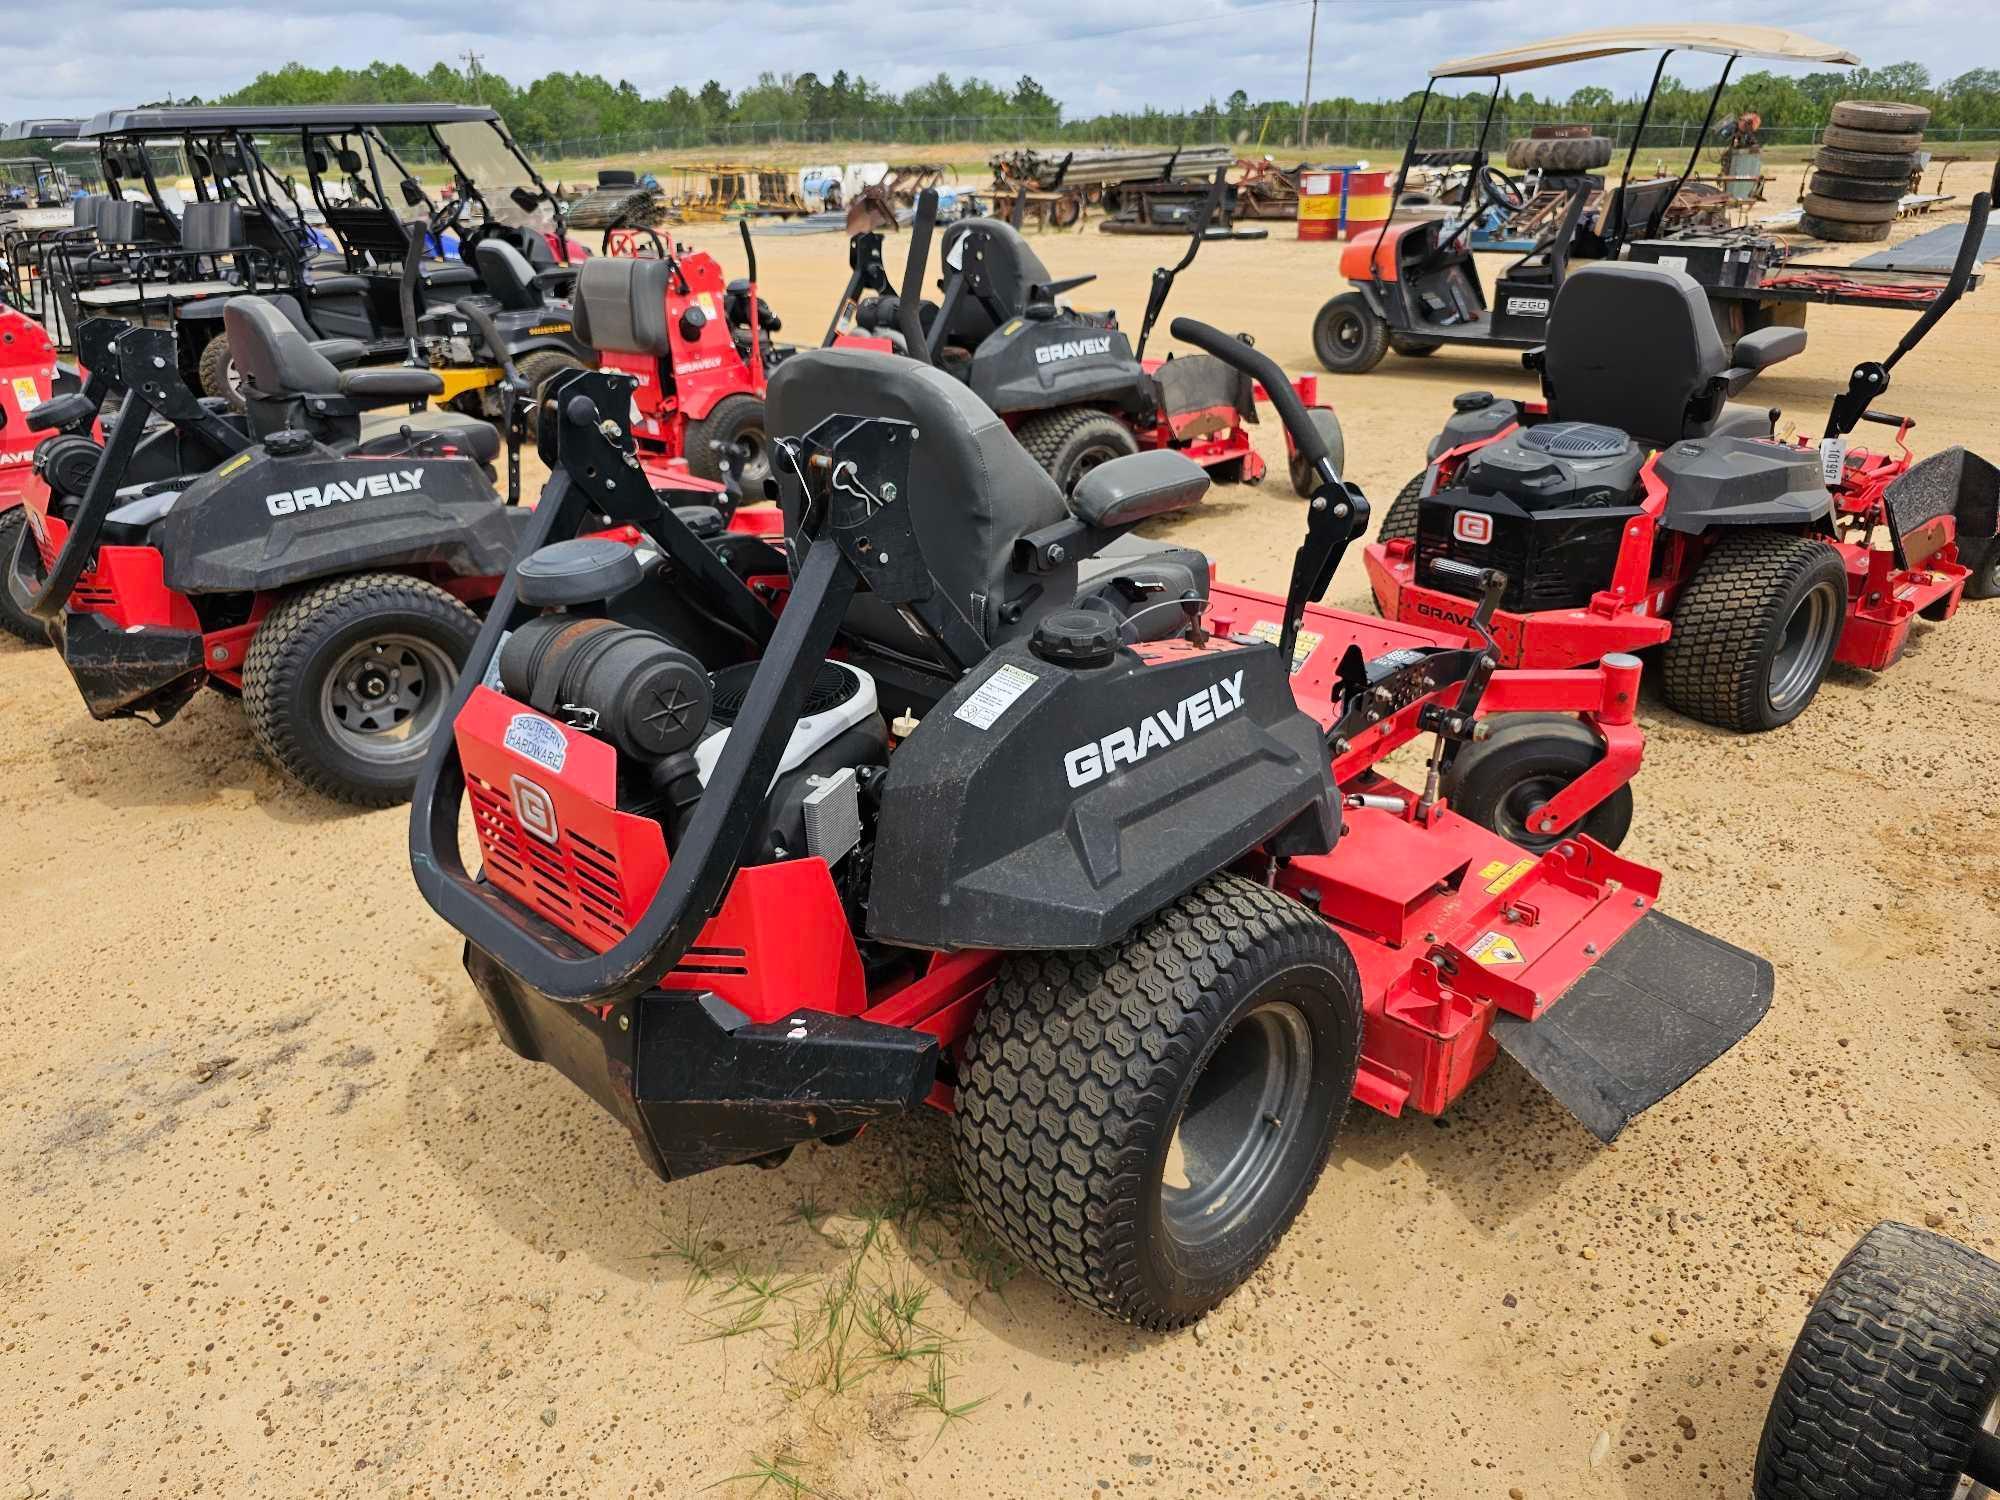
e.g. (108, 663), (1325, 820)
(572, 256), (670, 355)
(768, 347), (1208, 658)
(935, 218), (1058, 345)
(474, 239), (542, 311)
(1541, 263), (1792, 449)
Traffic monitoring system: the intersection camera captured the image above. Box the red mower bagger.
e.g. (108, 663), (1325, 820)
(829, 180), (1338, 497)
(407, 208), (1773, 1328)
(1365, 167), (2000, 741)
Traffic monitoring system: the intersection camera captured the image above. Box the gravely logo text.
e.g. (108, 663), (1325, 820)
(266, 468), (424, 517)
(1063, 669), (1246, 788)
(1034, 336), (1113, 366)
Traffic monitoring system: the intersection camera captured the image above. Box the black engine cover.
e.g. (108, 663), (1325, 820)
(1418, 423), (1644, 612)
(867, 636), (1337, 952)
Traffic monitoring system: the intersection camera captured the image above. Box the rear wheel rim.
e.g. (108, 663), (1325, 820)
(1326, 309), (1363, 354)
(737, 428), (772, 487)
(1495, 773), (1570, 849)
(318, 632), (456, 766)
(1768, 578), (1842, 714)
(1159, 998), (1313, 1251)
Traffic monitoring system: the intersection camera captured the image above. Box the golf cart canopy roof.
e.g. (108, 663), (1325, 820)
(1434, 25), (1859, 78)
(1, 118), (83, 141)
(79, 104), (504, 136)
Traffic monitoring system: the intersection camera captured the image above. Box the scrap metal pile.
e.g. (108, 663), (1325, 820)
(989, 144), (1234, 229)
(562, 169), (667, 230)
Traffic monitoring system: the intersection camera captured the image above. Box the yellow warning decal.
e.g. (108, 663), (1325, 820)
(1248, 618), (1322, 675)
(11, 376), (40, 408)
(1467, 931), (1524, 967)
(1484, 857), (1535, 895)
(218, 452), (254, 477)
(1004, 319), (1023, 335)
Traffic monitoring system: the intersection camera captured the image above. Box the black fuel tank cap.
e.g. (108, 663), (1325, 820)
(1031, 609), (1122, 668)
(1452, 391), (1496, 413)
(515, 536), (644, 606)
(263, 428), (316, 458)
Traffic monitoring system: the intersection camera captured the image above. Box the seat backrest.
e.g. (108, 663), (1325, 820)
(179, 201), (244, 256)
(474, 238), (542, 311)
(1602, 176), (1680, 243)
(72, 194), (108, 230)
(572, 255), (670, 355)
(1542, 263), (1727, 445)
(937, 218), (1058, 346)
(768, 346), (1072, 651)
(96, 199), (151, 247)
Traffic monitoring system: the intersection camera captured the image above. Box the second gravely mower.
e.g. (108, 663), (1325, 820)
(407, 248), (1775, 1328)
(1365, 166), (2000, 741)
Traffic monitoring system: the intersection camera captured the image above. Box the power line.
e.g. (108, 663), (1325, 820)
(461, 49), (485, 105)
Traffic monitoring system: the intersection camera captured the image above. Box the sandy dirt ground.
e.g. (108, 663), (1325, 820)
(5, 165), (1999, 1499)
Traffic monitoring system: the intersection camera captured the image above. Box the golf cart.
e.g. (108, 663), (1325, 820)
(406, 210), (1776, 1328)
(1364, 167), (1999, 739)
(1312, 25), (1860, 374)
(831, 180), (1338, 495)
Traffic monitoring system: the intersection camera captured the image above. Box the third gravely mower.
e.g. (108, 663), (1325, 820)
(407, 215), (1774, 1328)
(1365, 167), (2000, 742)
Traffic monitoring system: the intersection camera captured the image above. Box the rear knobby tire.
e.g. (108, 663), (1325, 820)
(953, 875), (1363, 1329)
(1661, 532), (1847, 733)
(0, 508), (52, 646)
(1504, 135), (1613, 172)
(1442, 713), (1634, 854)
(242, 573), (480, 807)
(1312, 293), (1389, 375)
(1014, 406), (1140, 494)
(1754, 1222), (2000, 1500)
(197, 331), (245, 412)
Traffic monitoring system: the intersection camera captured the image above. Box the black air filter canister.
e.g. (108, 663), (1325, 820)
(499, 616), (710, 761)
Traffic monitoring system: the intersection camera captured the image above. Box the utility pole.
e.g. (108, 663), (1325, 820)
(461, 49), (485, 105)
(1299, 0), (1320, 150)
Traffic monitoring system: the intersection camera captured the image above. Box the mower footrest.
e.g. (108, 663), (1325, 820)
(1493, 910), (1771, 1143)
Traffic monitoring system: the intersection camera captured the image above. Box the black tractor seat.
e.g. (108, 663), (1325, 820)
(572, 256), (671, 354)
(768, 346), (1209, 668)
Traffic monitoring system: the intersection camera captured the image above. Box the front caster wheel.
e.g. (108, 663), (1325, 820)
(954, 875), (1363, 1328)
(1442, 713), (1634, 854)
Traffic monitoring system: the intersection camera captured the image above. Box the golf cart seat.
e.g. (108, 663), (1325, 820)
(572, 256), (671, 355)
(473, 239), (542, 311)
(223, 297), (500, 463)
(1540, 263), (1794, 448)
(768, 347), (1208, 665)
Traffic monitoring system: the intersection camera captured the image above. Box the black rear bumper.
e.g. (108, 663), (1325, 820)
(55, 609), (206, 722)
(464, 944), (940, 1181)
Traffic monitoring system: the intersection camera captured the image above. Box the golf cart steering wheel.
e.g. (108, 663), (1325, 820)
(1476, 164), (1529, 214)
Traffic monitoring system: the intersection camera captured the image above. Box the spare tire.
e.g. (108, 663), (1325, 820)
(1799, 213), (1893, 243)
(1505, 135), (1613, 172)
(1802, 192), (1902, 225)
(1821, 123), (1925, 155)
(1829, 99), (1931, 133)
(1814, 144), (1921, 179)
(1807, 171), (1907, 203)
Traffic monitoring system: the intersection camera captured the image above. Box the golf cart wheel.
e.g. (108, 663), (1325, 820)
(1312, 293), (1388, 375)
(1754, 1222), (2000, 1500)
(1820, 124), (1926, 156)
(0, 508), (52, 646)
(242, 573), (480, 807)
(1962, 536), (2000, 600)
(514, 349), (590, 441)
(1662, 532), (1847, 733)
(1388, 335), (1440, 358)
(1503, 135), (1613, 172)
(1287, 407), (1347, 498)
(1807, 172), (1909, 204)
(1015, 407), (1139, 494)
(1442, 713), (1634, 854)
(197, 331), (246, 412)
(1799, 214), (1892, 245)
(1801, 193), (1902, 226)
(688, 393), (772, 489)
(954, 875), (1363, 1329)
(1376, 472), (1426, 544)
(1813, 145), (1921, 181)
(1829, 100), (1932, 134)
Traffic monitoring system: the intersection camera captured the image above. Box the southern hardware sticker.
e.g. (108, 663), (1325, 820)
(954, 663), (1038, 730)
(11, 376), (40, 408)
(1467, 930), (1524, 967)
(1248, 619), (1322, 675)
(504, 711), (569, 772)
(1479, 857), (1535, 895)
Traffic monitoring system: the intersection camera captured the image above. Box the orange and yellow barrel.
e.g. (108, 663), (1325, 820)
(1298, 170), (1340, 241)
(1342, 170), (1393, 239)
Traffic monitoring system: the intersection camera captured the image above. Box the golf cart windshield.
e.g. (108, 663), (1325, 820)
(434, 119), (550, 229)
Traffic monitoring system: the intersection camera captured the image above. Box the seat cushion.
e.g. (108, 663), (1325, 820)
(1702, 403), (1777, 441)
(306, 273), (371, 297)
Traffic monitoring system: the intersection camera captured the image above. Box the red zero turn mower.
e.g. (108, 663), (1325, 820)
(1756, 1222), (2000, 1500)
(1366, 168), (2000, 737)
(408, 252), (1773, 1326)
(6, 303), (538, 804)
(574, 221), (789, 501)
(0, 306), (65, 624)
(828, 182), (1338, 496)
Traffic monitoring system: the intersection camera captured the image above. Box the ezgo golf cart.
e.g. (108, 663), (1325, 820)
(408, 231), (1774, 1324)
(1312, 25), (1859, 375)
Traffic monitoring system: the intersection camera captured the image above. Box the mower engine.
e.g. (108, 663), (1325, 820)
(1418, 420), (1645, 612)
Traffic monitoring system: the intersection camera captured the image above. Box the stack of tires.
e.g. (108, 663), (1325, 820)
(1503, 128), (1614, 175)
(1801, 100), (1926, 243)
